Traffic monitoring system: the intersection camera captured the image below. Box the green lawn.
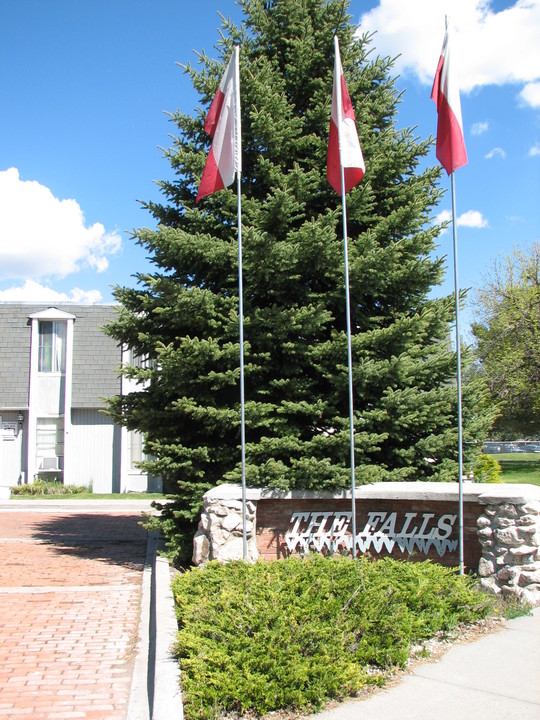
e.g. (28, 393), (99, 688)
(487, 453), (540, 487)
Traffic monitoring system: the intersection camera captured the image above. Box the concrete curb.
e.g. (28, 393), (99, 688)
(153, 556), (184, 719)
(0, 498), (160, 513)
(127, 531), (183, 720)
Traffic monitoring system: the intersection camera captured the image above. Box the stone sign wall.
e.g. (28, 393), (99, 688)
(193, 482), (540, 605)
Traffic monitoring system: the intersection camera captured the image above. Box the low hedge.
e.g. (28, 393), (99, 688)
(11, 479), (90, 495)
(173, 555), (492, 719)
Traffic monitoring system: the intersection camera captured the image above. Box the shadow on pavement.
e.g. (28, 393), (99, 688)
(30, 513), (148, 570)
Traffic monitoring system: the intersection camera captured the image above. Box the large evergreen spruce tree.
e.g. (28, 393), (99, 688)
(106, 0), (494, 560)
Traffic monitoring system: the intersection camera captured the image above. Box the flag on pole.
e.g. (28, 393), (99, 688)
(197, 47), (241, 202)
(431, 25), (467, 175)
(432, 21), (467, 573)
(327, 36), (365, 194)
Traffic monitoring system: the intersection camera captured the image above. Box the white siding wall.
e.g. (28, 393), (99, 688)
(70, 409), (120, 493)
(0, 412), (24, 486)
(34, 375), (65, 415)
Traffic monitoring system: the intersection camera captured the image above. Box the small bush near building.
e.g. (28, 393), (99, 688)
(11, 479), (91, 496)
(173, 556), (491, 719)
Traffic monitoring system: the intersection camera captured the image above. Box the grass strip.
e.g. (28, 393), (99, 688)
(483, 453), (540, 486)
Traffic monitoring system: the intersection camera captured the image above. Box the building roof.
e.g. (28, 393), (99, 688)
(0, 303), (122, 409)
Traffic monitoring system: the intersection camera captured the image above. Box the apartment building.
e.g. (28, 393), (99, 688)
(0, 303), (160, 494)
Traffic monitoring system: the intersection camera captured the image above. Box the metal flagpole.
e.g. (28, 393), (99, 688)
(341, 183), (357, 559)
(228, 45), (247, 562)
(237, 171), (248, 561)
(451, 171), (465, 575)
(430, 19), (467, 574)
(334, 37), (357, 559)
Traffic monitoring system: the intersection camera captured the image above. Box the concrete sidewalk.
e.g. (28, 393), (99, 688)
(309, 606), (540, 720)
(0, 499), (182, 720)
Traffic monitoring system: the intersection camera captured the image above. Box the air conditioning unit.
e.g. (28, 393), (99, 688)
(41, 457), (60, 471)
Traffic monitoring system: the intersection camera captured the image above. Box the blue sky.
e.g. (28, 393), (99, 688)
(0, 0), (539, 337)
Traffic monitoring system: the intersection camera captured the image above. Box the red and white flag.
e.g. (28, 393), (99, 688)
(197, 47), (241, 202)
(431, 26), (467, 175)
(327, 36), (365, 195)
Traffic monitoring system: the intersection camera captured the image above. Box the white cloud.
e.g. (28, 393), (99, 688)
(457, 210), (489, 228)
(0, 168), (122, 281)
(520, 81), (540, 107)
(436, 209), (453, 226)
(529, 144), (540, 156)
(435, 208), (488, 231)
(358, 1), (540, 105)
(471, 121), (489, 136)
(0, 280), (102, 303)
(484, 147), (507, 159)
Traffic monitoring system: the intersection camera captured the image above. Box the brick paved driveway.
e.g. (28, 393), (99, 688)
(0, 504), (149, 720)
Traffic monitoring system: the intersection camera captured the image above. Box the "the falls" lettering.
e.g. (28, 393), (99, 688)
(284, 510), (458, 556)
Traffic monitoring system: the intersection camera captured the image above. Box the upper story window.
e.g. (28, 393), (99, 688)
(128, 348), (155, 370)
(38, 321), (66, 373)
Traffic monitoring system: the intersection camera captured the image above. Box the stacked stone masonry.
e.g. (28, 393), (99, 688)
(193, 495), (258, 564)
(477, 499), (540, 606)
(194, 482), (540, 606)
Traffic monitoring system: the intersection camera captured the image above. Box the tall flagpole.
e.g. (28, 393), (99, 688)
(341, 176), (357, 559)
(237, 171), (247, 561)
(451, 172), (465, 575)
(441, 19), (464, 574)
(230, 45), (247, 563)
(197, 46), (246, 558)
(431, 19), (467, 575)
(334, 36), (357, 558)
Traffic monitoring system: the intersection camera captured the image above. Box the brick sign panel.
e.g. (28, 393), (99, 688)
(256, 498), (483, 571)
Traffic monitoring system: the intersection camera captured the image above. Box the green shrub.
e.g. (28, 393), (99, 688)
(11, 479), (91, 496)
(143, 499), (198, 566)
(173, 556), (491, 719)
(473, 454), (503, 483)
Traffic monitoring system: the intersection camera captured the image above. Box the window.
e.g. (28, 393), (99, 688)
(36, 418), (64, 474)
(129, 430), (147, 469)
(38, 321), (66, 373)
(128, 348), (155, 370)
